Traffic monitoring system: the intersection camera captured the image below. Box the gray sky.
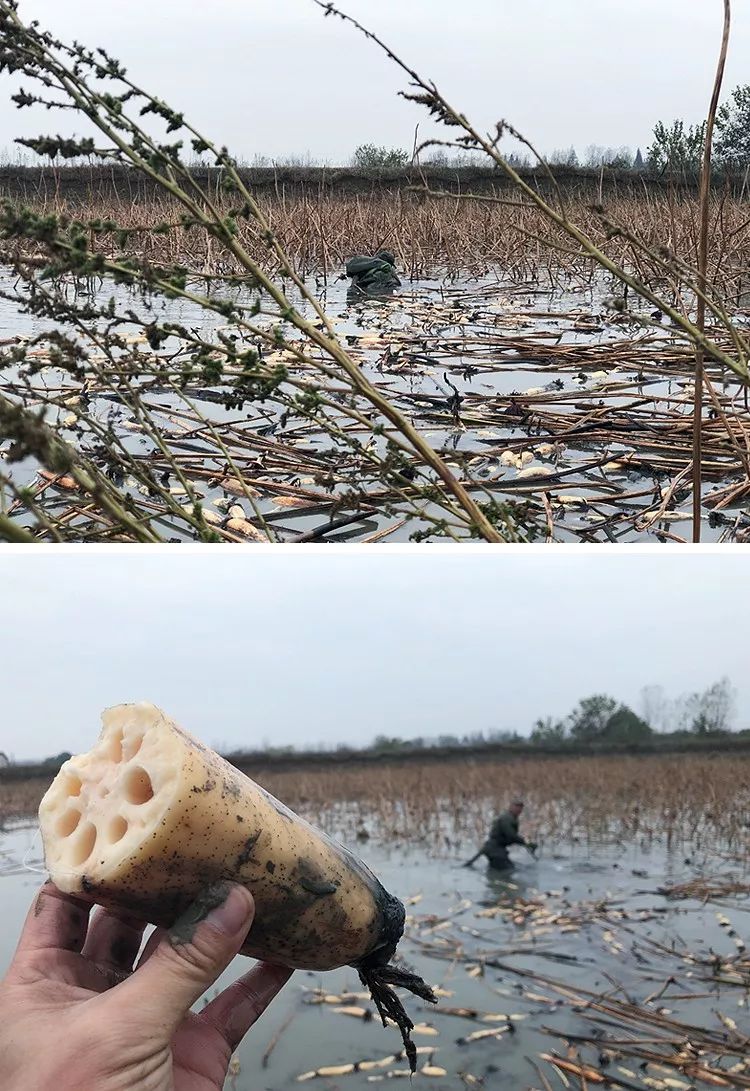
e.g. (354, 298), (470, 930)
(1, 2), (748, 164)
(0, 551), (745, 762)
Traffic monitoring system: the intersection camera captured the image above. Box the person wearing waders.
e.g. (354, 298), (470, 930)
(464, 799), (537, 870)
(345, 249), (401, 295)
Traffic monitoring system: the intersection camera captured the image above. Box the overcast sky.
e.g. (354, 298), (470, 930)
(0, 2), (748, 164)
(0, 550), (745, 762)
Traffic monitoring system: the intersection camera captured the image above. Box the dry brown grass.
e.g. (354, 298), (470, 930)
(7, 184), (750, 297)
(250, 752), (750, 855)
(5, 752), (748, 857)
(0, 777), (51, 823)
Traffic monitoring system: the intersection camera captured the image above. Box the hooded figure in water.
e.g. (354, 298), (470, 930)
(345, 249), (401, 296)
(483, 800), (537, 870)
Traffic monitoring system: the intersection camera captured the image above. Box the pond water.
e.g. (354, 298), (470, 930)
(2, 267), (747, 541)
(1, 820), (744, 1089)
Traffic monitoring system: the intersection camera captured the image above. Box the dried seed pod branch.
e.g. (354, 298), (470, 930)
(0, 0), (513, 542)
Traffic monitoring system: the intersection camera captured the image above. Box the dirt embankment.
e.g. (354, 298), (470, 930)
(0, 163), (715, 206)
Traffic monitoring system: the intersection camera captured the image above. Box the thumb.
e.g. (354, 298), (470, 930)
(112, 882), (255, 1037)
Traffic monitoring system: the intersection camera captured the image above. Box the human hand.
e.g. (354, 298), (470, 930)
(0, 880), (292, 1091)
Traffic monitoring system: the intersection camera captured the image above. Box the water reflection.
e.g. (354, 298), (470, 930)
(345, 285), (400, 306)
(484, 862), (528, 900)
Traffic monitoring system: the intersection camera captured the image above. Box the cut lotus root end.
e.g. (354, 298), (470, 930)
(39, 706), (177, 885)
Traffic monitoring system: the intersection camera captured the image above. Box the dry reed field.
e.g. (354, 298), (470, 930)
(4, 752), (749, 860)
(254, 752), (750, 857)
(0, 776), (51, 823)
(7, 183), (750, 295)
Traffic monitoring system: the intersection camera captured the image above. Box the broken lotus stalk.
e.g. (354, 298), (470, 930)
(38, 702), (436, 1068)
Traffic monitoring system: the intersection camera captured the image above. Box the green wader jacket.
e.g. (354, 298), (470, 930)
(483, 811), (526, 867)
(345, 253), (401, 292)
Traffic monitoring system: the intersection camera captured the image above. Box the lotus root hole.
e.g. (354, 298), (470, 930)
(56, 809), (81, 838)
(125, 734), (143, 760)
(70, 822), (97, 866)
(104, 729), (125, 763)
(63, 773), (82, 797)
(124, 766), (154, 805)
(107, 815), (129, 843)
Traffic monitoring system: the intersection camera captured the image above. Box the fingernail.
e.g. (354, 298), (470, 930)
(169, 882), (249, 944)
(204, 884), (253, 936)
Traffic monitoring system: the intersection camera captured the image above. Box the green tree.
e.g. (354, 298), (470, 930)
(646, 119), (705, 173)
(530, 717), (567, 744)
(567, 694), (617, 741)
(715, 85), (750, 171)
(43, 750), (72, 767)
(608, 148), (633, 170)
(602, 705), (652, 744)
(372, 734), (407, 751)
(352, 143), (410, 169)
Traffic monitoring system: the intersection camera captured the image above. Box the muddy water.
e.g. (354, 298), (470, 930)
(0, 821), (740, 1089)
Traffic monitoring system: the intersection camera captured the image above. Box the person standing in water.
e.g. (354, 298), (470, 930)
(465, 799), (537, 869)
(345, 249), (401, 294)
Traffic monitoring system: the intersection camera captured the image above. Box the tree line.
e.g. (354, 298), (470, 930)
(5, 678), (740, 771)
(530, 677), (736, 747)
(7, 82), (750, 178)
(646, 85), (750, 173)
(350, 83), (750, 176)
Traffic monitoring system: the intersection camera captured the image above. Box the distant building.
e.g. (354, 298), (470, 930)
(633, 148), (645, 171)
